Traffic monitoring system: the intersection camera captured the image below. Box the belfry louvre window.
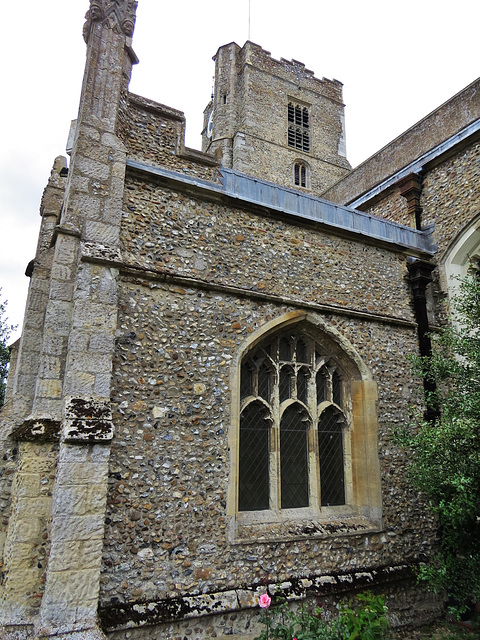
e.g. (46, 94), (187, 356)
(288, 102), (310, 152)
(238, 331), (347, 512)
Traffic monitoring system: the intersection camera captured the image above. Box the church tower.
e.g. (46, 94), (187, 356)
(202, 41), (351, 195)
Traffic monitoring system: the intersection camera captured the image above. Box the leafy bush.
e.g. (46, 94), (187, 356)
(254, 591), (389, 640)
(340, 592), (390, 639)
(394, 274), (480, 614)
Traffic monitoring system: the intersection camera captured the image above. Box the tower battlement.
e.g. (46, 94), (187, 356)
(203, 40), (350, 194)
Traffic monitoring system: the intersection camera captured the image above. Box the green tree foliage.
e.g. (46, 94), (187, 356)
(396, 274), (480, 613)
(0, 290), (15, 407)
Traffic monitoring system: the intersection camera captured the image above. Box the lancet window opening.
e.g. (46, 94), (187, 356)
(294, 162), (308, 187)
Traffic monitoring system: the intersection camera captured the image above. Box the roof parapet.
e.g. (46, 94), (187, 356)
(125, 159), (436, 257)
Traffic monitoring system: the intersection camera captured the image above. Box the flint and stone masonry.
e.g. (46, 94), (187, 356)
(1, 1), (479, 639)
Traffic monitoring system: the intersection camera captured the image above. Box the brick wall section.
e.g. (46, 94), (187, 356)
(323, 77), (480, 205)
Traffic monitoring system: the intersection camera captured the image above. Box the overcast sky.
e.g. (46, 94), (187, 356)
(1, 0), (479, 340)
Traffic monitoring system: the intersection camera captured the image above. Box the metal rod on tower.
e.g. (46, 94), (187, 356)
(248, 0), (251, 41)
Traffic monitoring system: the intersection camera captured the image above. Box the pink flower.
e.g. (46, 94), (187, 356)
(259, 593), (271, 608)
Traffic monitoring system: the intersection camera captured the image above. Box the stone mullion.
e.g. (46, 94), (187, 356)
(270, 361), (280, 511)
(308, 362), (320, 510)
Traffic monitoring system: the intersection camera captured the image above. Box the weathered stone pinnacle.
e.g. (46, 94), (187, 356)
(83, 0), (138, 43)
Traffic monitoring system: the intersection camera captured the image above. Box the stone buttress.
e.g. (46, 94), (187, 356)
(0, 2), (138, 639)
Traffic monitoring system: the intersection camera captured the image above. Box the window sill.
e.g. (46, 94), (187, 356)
(232, 509), (381, 545)
(293, 184), (311, 191)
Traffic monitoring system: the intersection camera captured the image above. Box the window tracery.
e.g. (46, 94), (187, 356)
(238, 330), (348, 512)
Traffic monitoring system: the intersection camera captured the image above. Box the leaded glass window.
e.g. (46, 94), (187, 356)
(280, 365), (294, 403)
(238, 402), (270, 510)
(332, 370), (342, 407)
(238, 330), (348, 512)
(318, 406), (345, 506)
(281, 404), (309, 508)
(297, 367), (309, 404)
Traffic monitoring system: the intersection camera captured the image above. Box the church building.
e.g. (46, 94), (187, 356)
(1, 1), (479, 639)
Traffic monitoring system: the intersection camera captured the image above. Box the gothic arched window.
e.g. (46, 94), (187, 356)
(294, 162), (308, 188)
(238, 330), (348, 512)
(443, 219), (480, 323)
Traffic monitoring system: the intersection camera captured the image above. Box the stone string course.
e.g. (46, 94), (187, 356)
(101, 564), (436, 635)
(106, 579), (440, 640)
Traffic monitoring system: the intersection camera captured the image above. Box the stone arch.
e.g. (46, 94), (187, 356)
(228, 311), (382, 538)
(442, 214), (480, 313)
(232, 310), (372, 382)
